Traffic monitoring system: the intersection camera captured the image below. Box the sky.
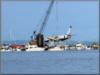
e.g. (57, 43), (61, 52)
(1, 0), (99, 42)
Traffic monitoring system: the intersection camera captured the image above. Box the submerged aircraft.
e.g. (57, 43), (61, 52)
(45, 25), (72, 42)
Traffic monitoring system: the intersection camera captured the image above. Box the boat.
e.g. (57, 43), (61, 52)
(76, 41), (84, 50)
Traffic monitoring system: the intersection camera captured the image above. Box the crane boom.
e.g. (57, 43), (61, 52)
(33, 0), (55, 47)
(39, 0), (54, 33)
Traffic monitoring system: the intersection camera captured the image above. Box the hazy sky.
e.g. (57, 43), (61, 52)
(1, 0), (99, 42)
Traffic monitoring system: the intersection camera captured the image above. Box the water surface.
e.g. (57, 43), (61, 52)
(1, 50), (99, 74)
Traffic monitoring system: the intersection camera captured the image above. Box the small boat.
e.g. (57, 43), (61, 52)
(76, 41), (84, 50)
(48, 46), (64, 51)
(25, 44), (44, 51)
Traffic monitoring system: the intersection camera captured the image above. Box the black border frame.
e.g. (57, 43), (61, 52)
(0, 0), (99, 75)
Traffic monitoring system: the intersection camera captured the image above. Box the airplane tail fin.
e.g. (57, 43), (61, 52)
(66, 25), (72, 35)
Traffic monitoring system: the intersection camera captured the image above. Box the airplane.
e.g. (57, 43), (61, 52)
(44, 25), (72, 42)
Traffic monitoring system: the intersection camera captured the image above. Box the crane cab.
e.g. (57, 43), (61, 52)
(36, 33), (44, 47)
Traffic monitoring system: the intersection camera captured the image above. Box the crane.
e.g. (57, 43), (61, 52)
(35, 0), (54, 47)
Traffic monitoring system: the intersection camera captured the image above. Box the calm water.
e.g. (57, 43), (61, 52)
(1, 50), (99, 74)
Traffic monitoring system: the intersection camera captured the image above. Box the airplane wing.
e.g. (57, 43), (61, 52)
(44, 36), (58, 42)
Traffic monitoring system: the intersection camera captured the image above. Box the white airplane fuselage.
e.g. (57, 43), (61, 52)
(45, 26), (72, 42)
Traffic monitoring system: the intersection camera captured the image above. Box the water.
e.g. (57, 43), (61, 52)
(1, 50), (99, 74)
